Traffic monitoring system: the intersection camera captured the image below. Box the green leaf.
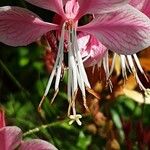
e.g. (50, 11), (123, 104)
(77, 131), (91, 150)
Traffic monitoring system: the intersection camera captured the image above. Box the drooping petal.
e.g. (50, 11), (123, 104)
(19, 139), (58, 150)
(0, 126), (22, 150)
(78, 32), (107, 66)
(0, 6), (58, 46)
(130, 0), (150, 18)
(25, 0), (65, 18)
(83, 38), (107, 67)
(76, 0), (129, 19)
(78, 5), (150, 55)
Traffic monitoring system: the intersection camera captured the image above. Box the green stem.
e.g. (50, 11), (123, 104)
(23, 119), (69, 137)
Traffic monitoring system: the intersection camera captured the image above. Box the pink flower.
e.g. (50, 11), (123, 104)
(109, 0), (150, 90)
(1, 0), (150, 123)
(79, 0), (150, 91)
(0, 108), (57, 150)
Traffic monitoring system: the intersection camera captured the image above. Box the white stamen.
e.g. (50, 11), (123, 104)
(74, 31), (91, 88)
(67, 27), (91, 117)
(135, 73), (146, 90)
(109, 53), (117, 76)
(98, 60), (102, 68)
(127, 55), (136, 73)
(126, 55), (145, 90)
(55, 63), (62, 90)
(44, 23), (65, 97)
(68, 28), (78, 116)
(104, 52), (147, 93)
(133, 54), (148, 81)
(82, 53), (91, 62)
(41, 21), (92, 124)
(103, 51), (113, 91)
(120, 55), (128, 79)
(38, 23), (66, 111)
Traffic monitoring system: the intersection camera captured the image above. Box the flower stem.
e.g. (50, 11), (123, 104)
(23, 119), (68, 137)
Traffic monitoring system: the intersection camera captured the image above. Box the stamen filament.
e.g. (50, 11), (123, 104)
(38, 23), (65, 111)
(120, 54), (128, 79)
(133, 54), (148, 81)
(40, 21), (92, 124)
(105, 52), (148, 92)
(103, 51), (113, 91)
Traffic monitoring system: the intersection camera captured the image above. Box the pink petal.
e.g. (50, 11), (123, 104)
(19, 139), (58, 150)
(0, 6), (58, 46)
(78, 33), (90, 52)
(76, 0), (129, 19)
(129, 0), (146, 10)
(62, 0), (68, 5)
(84, 38), (107, 67)
(0, 108), (5, 128)
(78, 5), (150, 55)
(25, 0), (65, 17)
(65, 0), (79, 19)
(130, 0), (150, 18)
(78, 33), (107, 67)
(0, 126), (22, 150)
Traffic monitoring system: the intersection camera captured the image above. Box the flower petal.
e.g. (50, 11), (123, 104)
(25, 0), (65, 17)
(0, 126), (22, 150)
(129, 0), (146, 10)
(19, 139), (58, 150)
(76, 0), (129, 19)
(130, 0), (150, 18)
(78, 32), (107, 66)
(83, 38), (107, 67)
(78, 5), (150, 55)
(0, 6), (58, 46)
(78, 33), (90, 53)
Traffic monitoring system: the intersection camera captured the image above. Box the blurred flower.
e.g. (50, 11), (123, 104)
(0, 108), (57, 150)
(1, 0), (150, 123)
(122, 119), (150, 150)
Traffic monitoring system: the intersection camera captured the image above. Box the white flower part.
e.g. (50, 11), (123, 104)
(102, 51), (113, 91)
(39, 20), (91, 117)
(126, 55), (146, 90)
(67, 27), (91, 116)
(38, 23), (65, 111)
(109, 52), (148, 91)
(69, 114), (82, 126)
